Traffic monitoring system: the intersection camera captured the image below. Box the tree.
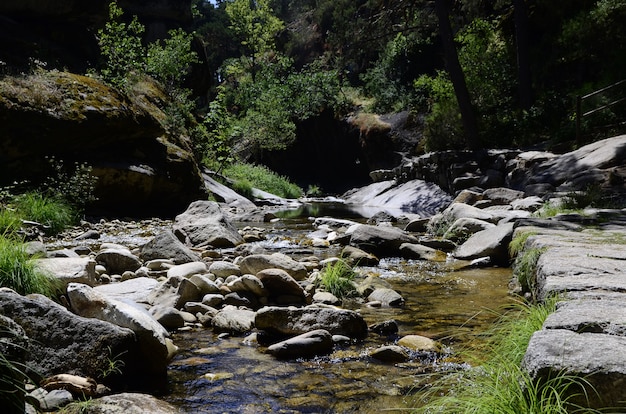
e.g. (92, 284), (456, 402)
(225, 0), (284, 81)
(513, 0), (533, 109)
(434, 0), (479, 149)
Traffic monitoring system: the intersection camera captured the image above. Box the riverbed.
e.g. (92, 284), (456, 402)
(162, 215), (514, 413)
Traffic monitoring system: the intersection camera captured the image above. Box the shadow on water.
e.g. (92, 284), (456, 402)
(164, 219), (514, 413)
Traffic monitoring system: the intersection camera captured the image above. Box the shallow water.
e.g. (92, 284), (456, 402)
(163, 218), (514, 413)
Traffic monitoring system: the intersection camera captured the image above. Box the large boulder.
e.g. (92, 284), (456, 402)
(211, 305), (256, 334)
(74, 392), (181, 414)
(348, 224), (418, 257)
(139, 230), (201, 264)
(66, 283), (171, 381)
(255, 305), (368, 340)
(453, 222), (515, 265)
(0, 288), (140, 387)
(256, 268), (306, 304)
(266, 329), (334, 359)
(95, 248), (142, 275)
(35, 257), (97, 288)
(173, 201), (244, 248)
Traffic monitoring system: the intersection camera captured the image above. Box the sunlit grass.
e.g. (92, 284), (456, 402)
(222, 163), (303, 199)
(318, 259), (356, 298)
(0, 236), (60, 296)
(11, 192), (76, 235)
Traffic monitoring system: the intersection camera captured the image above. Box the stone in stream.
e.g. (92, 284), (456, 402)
(147, 275), (202, 309)
(397, 335), (441, 353)
(255, 305), (368, 340)
(369, 345), (409, 363)
(212, 305), (256, 334)
(166, 261), (208, 279)
(369, 320), (399, 336)
(35, 257), (97, 288)
(340, 245), (379, 266)
(266, 329), (333, 359)
(399, 243), (446, 261)
(95, 248), (142, 274)
(367, 288), (405, 307)
(348, 224), (418, 257)
(209, 261), (242, 278)
(77, 393), (180, 414)
(149, 305), (186, 330)
(453, 222), (515, 265)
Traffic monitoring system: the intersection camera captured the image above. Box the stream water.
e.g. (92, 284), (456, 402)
(162, 211), (514, 413)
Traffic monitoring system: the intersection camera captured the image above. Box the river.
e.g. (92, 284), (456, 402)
(162, 210), (514, 413)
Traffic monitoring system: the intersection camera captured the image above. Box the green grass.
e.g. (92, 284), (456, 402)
(513, 247), (546, 298)
(318, 259), (357, 298)
(0, 207), (21, 237)
(12, 192), (76, 235)
(222, 163), (303, 199)
(0, 339), (28, 413)
(0, 236), (60, 296)
(414, 298), (604, 414)
(509, 231), (538, 258)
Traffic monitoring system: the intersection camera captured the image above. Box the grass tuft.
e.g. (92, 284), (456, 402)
(318, 259), (357, 298)
(11, 192), (76, 235)
(414, 297), (605, 414)
(222, 163), (303, 199)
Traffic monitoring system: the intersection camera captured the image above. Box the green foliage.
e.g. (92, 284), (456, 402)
(318, 259), (356, 298)
(97, 2), (145, 88)
(513, 247), (546, 297)
(0, 207), (21, 237)
(0, 330), (28, 412)
(0, 236), (60, 297)
(98, 347), (126, 380)
(416, 298), (602, 414)
(12, 192), (76, 235)
(508, 231), (537, 258)
(41, 156), (98, 212)
(222, 163), (303, 199)
(146, 28), (199, 90)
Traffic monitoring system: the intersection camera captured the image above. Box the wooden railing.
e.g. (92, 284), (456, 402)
(576, 79), (626, 146)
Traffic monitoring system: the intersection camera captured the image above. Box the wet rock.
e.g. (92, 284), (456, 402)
(403, 217), (430, 233)
(348, 224), (418, 257)
(212, 305), (255, 334)
(29, 388), (73, 411)
(75, 229), (100, 241)
(367, 288), (404, 307)
(399, 243), (445, 261)
(417, 237), (457, 252)
(140, 230), (201, 264)
(94, 277), (159, 304)
(35, 257), (97, 288)
(189, 274), (220, 296)
(356, 275), (394, 297)
(226, 274), (267, 298)
(312, 291), (341, 305)
(239, 253), (308, 281)
(255, 305), (368, 340)
(266, 329), (333, 359)
(369, 320), (399, 336)
(369, 345), (409, 363)
(397, 335), (440, 352)
(367, 211), (397, 225)
(224, 292), (254, 308)
(340, 245), (379, 266)
(201, 294), (224, 308)
(173, 201), (244, 248)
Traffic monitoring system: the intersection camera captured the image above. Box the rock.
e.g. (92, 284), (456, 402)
(149, 306), (186, 330)
(147, 275), (201, 309)
(367, 288), (405, 307)
(453, 222), (515, 265)
(355, 275), (394, 297)
(76, 392), (180, 414)
(369, 345), (409, 363)
(256, 269), (306, 303)
(0, 314), (28, 411)
(340, 245), (379, 266)
(227, 274), (267, 298)
(0, 72), (206, 217)
(511, 196), (544, 212)
(166, 261), (208, 279)
(201, 294), (224, 308)
(367, 211), (397, 225)
(452, 189), (483, 205)
(312, 291), (341, 305)
(0, 289), (141, 388)
(397, 335), (440, 352)
(30, 388), (74, 411)
(35, 257), (97, 288)
(211, 305), (256, 334)
(139, 230), (201, 264)
(41, 374), (97, 398)
(189, 274), (220, 295)
(223, 292), (253, 308)
(266, 329), (333, 359)
(341, 179), (453, 217)
(75, 229), (100, 241)
(255, 305), (368, 340)
(434, 203), (496, 228)
(209, 261), (242, 279)
(25, 241), (47, 257)
(523, 329), (626, 409)
(95, 248), (142, 274)
(482, 187), (525, 205)
(444, 218), (495, 241)
(94, 277), (159, 304)
(348, 224), (418, 257)
(369, 320), (399, 336)
(67, 283), (171, 379)
(417, 237), (457, 252)
(403, 217), (431, 233)
(173, 201), (244, 248)
(399, 243), (446, 261)
(239, 253), (308, 281)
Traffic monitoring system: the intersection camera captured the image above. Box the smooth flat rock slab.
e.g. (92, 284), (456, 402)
(544, 298), (626, 336)
(523, 329), (626, 409)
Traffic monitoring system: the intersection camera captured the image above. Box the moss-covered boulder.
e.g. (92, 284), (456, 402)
(0, 71), (206, 217)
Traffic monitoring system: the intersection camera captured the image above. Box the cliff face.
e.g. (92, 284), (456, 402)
(0, 71), (206, 217)
(0, 0), (192, 72)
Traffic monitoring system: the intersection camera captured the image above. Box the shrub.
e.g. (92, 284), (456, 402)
(222, 163), (303, 199)
(0, 236), (59, 296)
(318, 260), (356, 298)
(12, 192), (76, 235)
(41, 156), (98, 212)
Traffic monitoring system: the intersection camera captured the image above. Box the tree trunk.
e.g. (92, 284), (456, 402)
(514, 0), (533, 109)
(434, 0), (479, 150)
